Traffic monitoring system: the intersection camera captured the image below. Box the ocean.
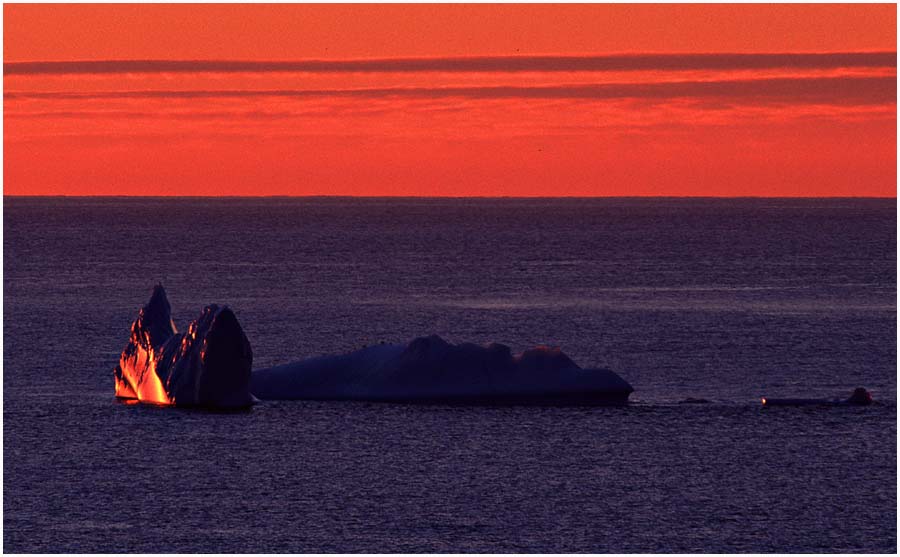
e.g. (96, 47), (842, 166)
(3, 197), (896, 552)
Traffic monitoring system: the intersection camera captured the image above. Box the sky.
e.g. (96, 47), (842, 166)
(3, 4), (897, 197)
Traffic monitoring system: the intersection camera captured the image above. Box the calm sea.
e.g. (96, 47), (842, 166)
(4, 197), (896, 552)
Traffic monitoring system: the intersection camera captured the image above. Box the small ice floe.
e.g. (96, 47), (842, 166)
(761, 387), (873, 407)
(678, 397), (712, 404)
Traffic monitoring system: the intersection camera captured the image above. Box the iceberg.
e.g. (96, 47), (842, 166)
(251, 334), (634, 405)
(114, 285), (254, 408)
(114, 286), (633, 407)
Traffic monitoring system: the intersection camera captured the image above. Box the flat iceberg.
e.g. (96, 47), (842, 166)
(114, 285), (254, 408)
(251, 334), (634, 405)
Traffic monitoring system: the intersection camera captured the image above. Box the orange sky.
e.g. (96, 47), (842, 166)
(4, 4), (897, 196)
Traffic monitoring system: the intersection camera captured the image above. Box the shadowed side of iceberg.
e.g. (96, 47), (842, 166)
(250, 334), (634, 405)
(114, 285), (254, 408)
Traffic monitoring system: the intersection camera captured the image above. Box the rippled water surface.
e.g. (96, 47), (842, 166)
(4, 197), (897, 552)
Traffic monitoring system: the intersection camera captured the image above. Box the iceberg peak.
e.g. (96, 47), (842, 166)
(516, 345), (579, 373)
(114, 286), (253, 408)
(130, 282), (176, 350)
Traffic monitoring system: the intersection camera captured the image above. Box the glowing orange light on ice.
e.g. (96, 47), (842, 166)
(116, 332), (174, 406)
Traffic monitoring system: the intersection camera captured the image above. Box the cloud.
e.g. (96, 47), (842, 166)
(7, 76), (895, 105)
(3, 109), (300, 120)
(4, 52), (896, 75)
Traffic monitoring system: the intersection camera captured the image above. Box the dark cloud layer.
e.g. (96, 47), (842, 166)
(7, 76), (896, 105)
(5, 52), (896, 75)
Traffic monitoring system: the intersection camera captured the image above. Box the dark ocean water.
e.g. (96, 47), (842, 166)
(3, 197), (897, 552)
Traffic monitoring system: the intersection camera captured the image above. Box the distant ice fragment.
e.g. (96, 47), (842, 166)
(679, 397), (712, 404)
(250, 335), (634, 405)
(114, 284), (254, 408)
(846, 387), (874, 405)
(761, 387), (873, 407)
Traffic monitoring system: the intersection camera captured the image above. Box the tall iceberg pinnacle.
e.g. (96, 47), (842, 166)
(114, 284), (254, 408)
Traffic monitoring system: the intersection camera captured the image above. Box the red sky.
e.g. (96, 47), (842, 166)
(4, 4), (897, 196)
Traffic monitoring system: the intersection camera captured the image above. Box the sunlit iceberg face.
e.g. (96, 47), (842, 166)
(113, 285), (176, 404)
(114, 285), (254, 408)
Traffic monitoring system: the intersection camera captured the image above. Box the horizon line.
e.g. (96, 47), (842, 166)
(4, 194), (896, 200)
(5, 51), (896, 75)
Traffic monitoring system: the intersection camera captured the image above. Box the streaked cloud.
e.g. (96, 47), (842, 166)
(6, 75), (896, 105)
(5, 51), (895, 197)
